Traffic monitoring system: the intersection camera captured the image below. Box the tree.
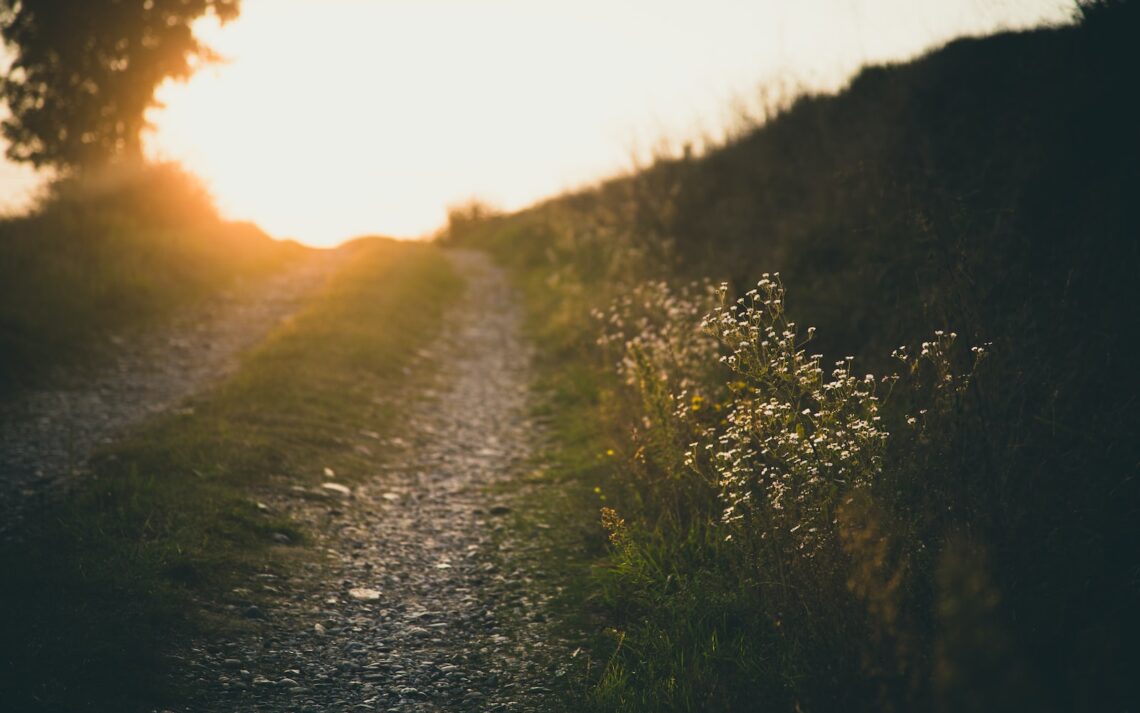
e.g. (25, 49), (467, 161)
(0, 0), (240, 169)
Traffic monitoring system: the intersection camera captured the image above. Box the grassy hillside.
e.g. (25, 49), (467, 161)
(0, 162), (307, 395)
(447, 7), (1138, 712)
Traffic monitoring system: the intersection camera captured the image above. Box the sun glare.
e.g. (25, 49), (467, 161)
(141, 0), (1073, 247)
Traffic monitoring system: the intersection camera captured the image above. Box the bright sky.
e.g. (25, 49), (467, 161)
(1, 0), (1073, 246)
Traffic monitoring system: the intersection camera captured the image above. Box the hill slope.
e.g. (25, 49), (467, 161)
(448, 10), (1139, 711)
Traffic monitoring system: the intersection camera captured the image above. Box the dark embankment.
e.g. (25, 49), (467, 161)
(447, 6), (1138, 711)
(0, 162), (307, 395)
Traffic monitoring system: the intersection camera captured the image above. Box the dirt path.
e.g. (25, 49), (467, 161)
(177, 250), (569, 712)
(0, 250), (344, 538)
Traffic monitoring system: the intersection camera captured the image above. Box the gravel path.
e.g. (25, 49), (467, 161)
(0, 250), (344, 538)
(175, 250), (570, 712)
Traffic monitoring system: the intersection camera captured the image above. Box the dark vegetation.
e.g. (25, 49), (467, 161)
(0, 162), (305, 395)
(0, 239), (459, 712)
(446, 6), (1139, 711)
(1, 0), (240, 167)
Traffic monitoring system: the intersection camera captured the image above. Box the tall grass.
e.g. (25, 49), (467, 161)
(446, 8), (1139, 711)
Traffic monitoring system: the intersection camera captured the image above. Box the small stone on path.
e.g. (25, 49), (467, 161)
(321, 482), (352, 497)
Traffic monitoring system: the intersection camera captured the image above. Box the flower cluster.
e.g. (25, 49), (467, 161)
(596, 272), (985, 558)
(594, 279), (721, 394)
(693, 275), (890, 552)
(894, 330), (990, 431)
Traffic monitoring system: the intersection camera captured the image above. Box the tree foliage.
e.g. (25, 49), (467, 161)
(0, 0), (240, 168)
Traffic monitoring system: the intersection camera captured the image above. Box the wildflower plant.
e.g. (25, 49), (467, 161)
(892, 331), (990, 434)
(593, 279), (729, 527)
(594, 279), (722, 396)
(694, 274), (892, 554)
(598, 272), (986, 561)
(594, 280), (727, 458)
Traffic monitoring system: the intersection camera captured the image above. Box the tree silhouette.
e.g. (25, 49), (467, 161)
(0, 0), (240, 169)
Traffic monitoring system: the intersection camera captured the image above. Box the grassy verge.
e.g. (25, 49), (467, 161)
(0, 238), (461, 712)
(484, 259), (763, 712)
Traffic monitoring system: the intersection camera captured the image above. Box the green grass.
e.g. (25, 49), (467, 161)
(0, 162), (307, 395)
(492, 272), (800, 713)
(0, 238), (461, 712)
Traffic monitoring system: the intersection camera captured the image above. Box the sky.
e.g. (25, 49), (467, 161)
(0, 0), (1074, 246)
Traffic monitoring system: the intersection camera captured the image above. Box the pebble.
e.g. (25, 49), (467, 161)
(320, 482), (352, 497)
